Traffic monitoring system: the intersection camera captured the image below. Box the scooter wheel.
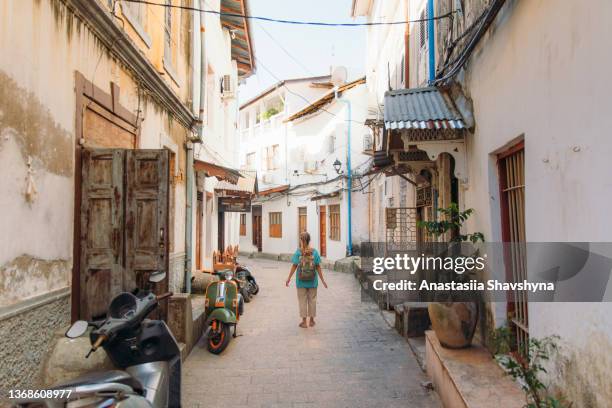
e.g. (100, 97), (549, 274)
(241, 287), (251, 303)
(207, 322), (231, 354)
(250, 281), (259, 295)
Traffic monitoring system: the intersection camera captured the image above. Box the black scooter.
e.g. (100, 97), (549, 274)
(235, 264), (259, 297)
(13, 272), (180, 408)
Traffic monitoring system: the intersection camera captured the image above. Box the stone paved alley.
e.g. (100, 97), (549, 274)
(183, 257), (440, 408)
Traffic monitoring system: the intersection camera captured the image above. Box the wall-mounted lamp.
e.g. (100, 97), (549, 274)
(333, 158), (344, 175)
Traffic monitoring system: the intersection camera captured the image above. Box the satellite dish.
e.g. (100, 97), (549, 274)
(330, 66), (348, 87)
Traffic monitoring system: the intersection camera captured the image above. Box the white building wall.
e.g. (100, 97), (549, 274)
(459, 1), (612, 405)
(193, 2), (243, 270)
(239, 81), (371, 261)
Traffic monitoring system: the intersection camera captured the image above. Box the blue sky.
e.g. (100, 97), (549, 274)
(238, 0), (366, 102)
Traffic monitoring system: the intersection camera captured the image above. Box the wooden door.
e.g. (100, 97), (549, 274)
(319, 206), (327, 257)
(196, 192), (203, 270)
(252, 205), (262, 252)
(218, 211), (225, 251)
(125, 150), (169, 296)
(80, 149), (125, 320)
(298, 207), (307, 237)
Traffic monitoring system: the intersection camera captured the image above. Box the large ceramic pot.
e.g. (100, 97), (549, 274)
(428, 301), (478, 348)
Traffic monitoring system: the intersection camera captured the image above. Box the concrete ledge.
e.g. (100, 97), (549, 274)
(425, 330), (523, 408)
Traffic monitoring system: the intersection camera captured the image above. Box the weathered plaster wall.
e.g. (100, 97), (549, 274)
(0, 291), (70, 401)
(460, 0), (612, 405)
(0, 0), (194, 390)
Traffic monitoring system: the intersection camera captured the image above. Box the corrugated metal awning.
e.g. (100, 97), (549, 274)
(194, 160), (242, 184)
(384, 87), (466, 133)
(215, 170), (258, 196)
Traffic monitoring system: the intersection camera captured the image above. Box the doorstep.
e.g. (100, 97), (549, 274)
(425, 331), (524, 408)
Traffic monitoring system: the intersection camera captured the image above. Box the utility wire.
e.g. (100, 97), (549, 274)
(256, 22), (315, 76)
(122, 0), (454, 27)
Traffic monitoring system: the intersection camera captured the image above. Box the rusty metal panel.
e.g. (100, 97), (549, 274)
(80, 149), (124, 320)
(125, 150), (170, 300)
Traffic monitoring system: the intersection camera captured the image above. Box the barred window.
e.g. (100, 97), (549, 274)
(329, 204), (340, 241)
(269, 212), (282, 238)
(419, 10), (427, 49)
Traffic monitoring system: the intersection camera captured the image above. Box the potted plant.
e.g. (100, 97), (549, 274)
(417, 203), (485, 348)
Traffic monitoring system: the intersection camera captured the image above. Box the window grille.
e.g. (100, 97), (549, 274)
(498, 144), (527, 357)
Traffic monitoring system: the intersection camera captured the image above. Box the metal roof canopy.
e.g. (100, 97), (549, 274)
(194, 159), (242, 184)
(383, 87), (466, 140)
(215, 170), (258, 196)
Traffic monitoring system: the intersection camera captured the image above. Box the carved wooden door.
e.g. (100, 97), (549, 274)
(80, 149), (168, 320)
(80, 149), (125, 320)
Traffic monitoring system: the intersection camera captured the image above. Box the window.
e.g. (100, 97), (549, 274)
(243, 112), (250, 129)
(269, 212), (282, 238)
(121, 1), (151, 47)
(400, 54), (405, 86)
(298, 207), (307, 235)
(328, 134), (335, 154)
(419, 9), (427, 49)
(498, 142), (527, 356)
(240, 214), (247, 236)
(255, 106), (261, 124)
(245, 152), (256, 170)
(329, 204), (340, 241)
(264, 144), (280, 170)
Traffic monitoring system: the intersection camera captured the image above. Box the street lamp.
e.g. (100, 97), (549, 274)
(333, 158), (343, 175)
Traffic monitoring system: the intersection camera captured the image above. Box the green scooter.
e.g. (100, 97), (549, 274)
(203, 269), (243, 354)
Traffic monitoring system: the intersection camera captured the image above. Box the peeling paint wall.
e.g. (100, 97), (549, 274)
(457, 0), (612, 405)
(0, 0), (194, 390)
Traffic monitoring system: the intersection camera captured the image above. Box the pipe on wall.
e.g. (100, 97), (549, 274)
(335, 88), (353, 256)
(428, 0), (435, 82)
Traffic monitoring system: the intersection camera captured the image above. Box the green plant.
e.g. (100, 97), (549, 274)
(261, 103), (283, 120)
(488, 326), (515, 355)
(417, 203), (485, 243)
(495, 336), (572, 408)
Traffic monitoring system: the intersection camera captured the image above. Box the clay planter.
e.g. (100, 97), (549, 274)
(428, 301), (478, 348)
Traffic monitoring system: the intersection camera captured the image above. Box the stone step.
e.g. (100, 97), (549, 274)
(425, 331), (524, 408)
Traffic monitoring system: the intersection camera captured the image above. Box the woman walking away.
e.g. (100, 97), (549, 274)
(286, 231), (328, 328)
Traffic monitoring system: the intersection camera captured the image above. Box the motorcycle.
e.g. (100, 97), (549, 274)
(235, 264), (259, 297)
(13, 272), (181, 408)
(203, 269), (243, 354)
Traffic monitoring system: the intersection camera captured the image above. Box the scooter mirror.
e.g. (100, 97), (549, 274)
(149, 271), (166, 283)
(65, 320), (88, 339)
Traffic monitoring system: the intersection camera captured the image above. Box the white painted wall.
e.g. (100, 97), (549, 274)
(193, 0), (243, 270)
(459, 1), (612, 405)
(238, 82), (371, 261)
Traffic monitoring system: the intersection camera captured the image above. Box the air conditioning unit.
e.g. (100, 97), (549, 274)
(221, 74), (234, 99)
(303, 160), (318, 173)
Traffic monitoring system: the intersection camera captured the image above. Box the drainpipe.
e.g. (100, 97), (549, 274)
(335, 88), (353, 256)
(427, 0), (436, 82)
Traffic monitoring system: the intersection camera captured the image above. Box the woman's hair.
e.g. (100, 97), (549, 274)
(299, 231), (311, 253)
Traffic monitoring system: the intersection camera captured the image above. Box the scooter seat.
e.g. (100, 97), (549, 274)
(55, 370), (144, 393)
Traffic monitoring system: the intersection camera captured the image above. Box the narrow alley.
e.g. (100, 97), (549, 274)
(182, 257), (440, 408)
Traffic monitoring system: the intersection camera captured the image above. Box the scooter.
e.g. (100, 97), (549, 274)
(236, 264), (259, 297)
(13, 272), (181, 408)
(203, 269), (243, 354)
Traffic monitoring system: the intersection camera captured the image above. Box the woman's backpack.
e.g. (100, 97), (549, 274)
(298, 249), (316, 281)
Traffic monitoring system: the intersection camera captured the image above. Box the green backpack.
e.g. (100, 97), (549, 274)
(298, 249), (316, 281)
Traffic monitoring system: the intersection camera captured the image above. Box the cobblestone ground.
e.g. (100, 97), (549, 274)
(182, 257), (440, 408)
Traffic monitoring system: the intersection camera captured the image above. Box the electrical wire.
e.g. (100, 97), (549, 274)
(122, 0), (455, 27)
(256, 22), (315, 76)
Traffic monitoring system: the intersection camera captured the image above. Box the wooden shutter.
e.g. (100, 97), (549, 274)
(80, 149), (125, 320)
(125, 150), (169, 293)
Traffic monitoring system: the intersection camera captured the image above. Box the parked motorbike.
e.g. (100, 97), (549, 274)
(13, 272), (181, 408)
(236, 264), (259, 297)
(203, 269), (243, 354)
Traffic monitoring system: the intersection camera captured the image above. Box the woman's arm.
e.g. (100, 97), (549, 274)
(286, 264), (297, 287)
(316, 265), (328, 288)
